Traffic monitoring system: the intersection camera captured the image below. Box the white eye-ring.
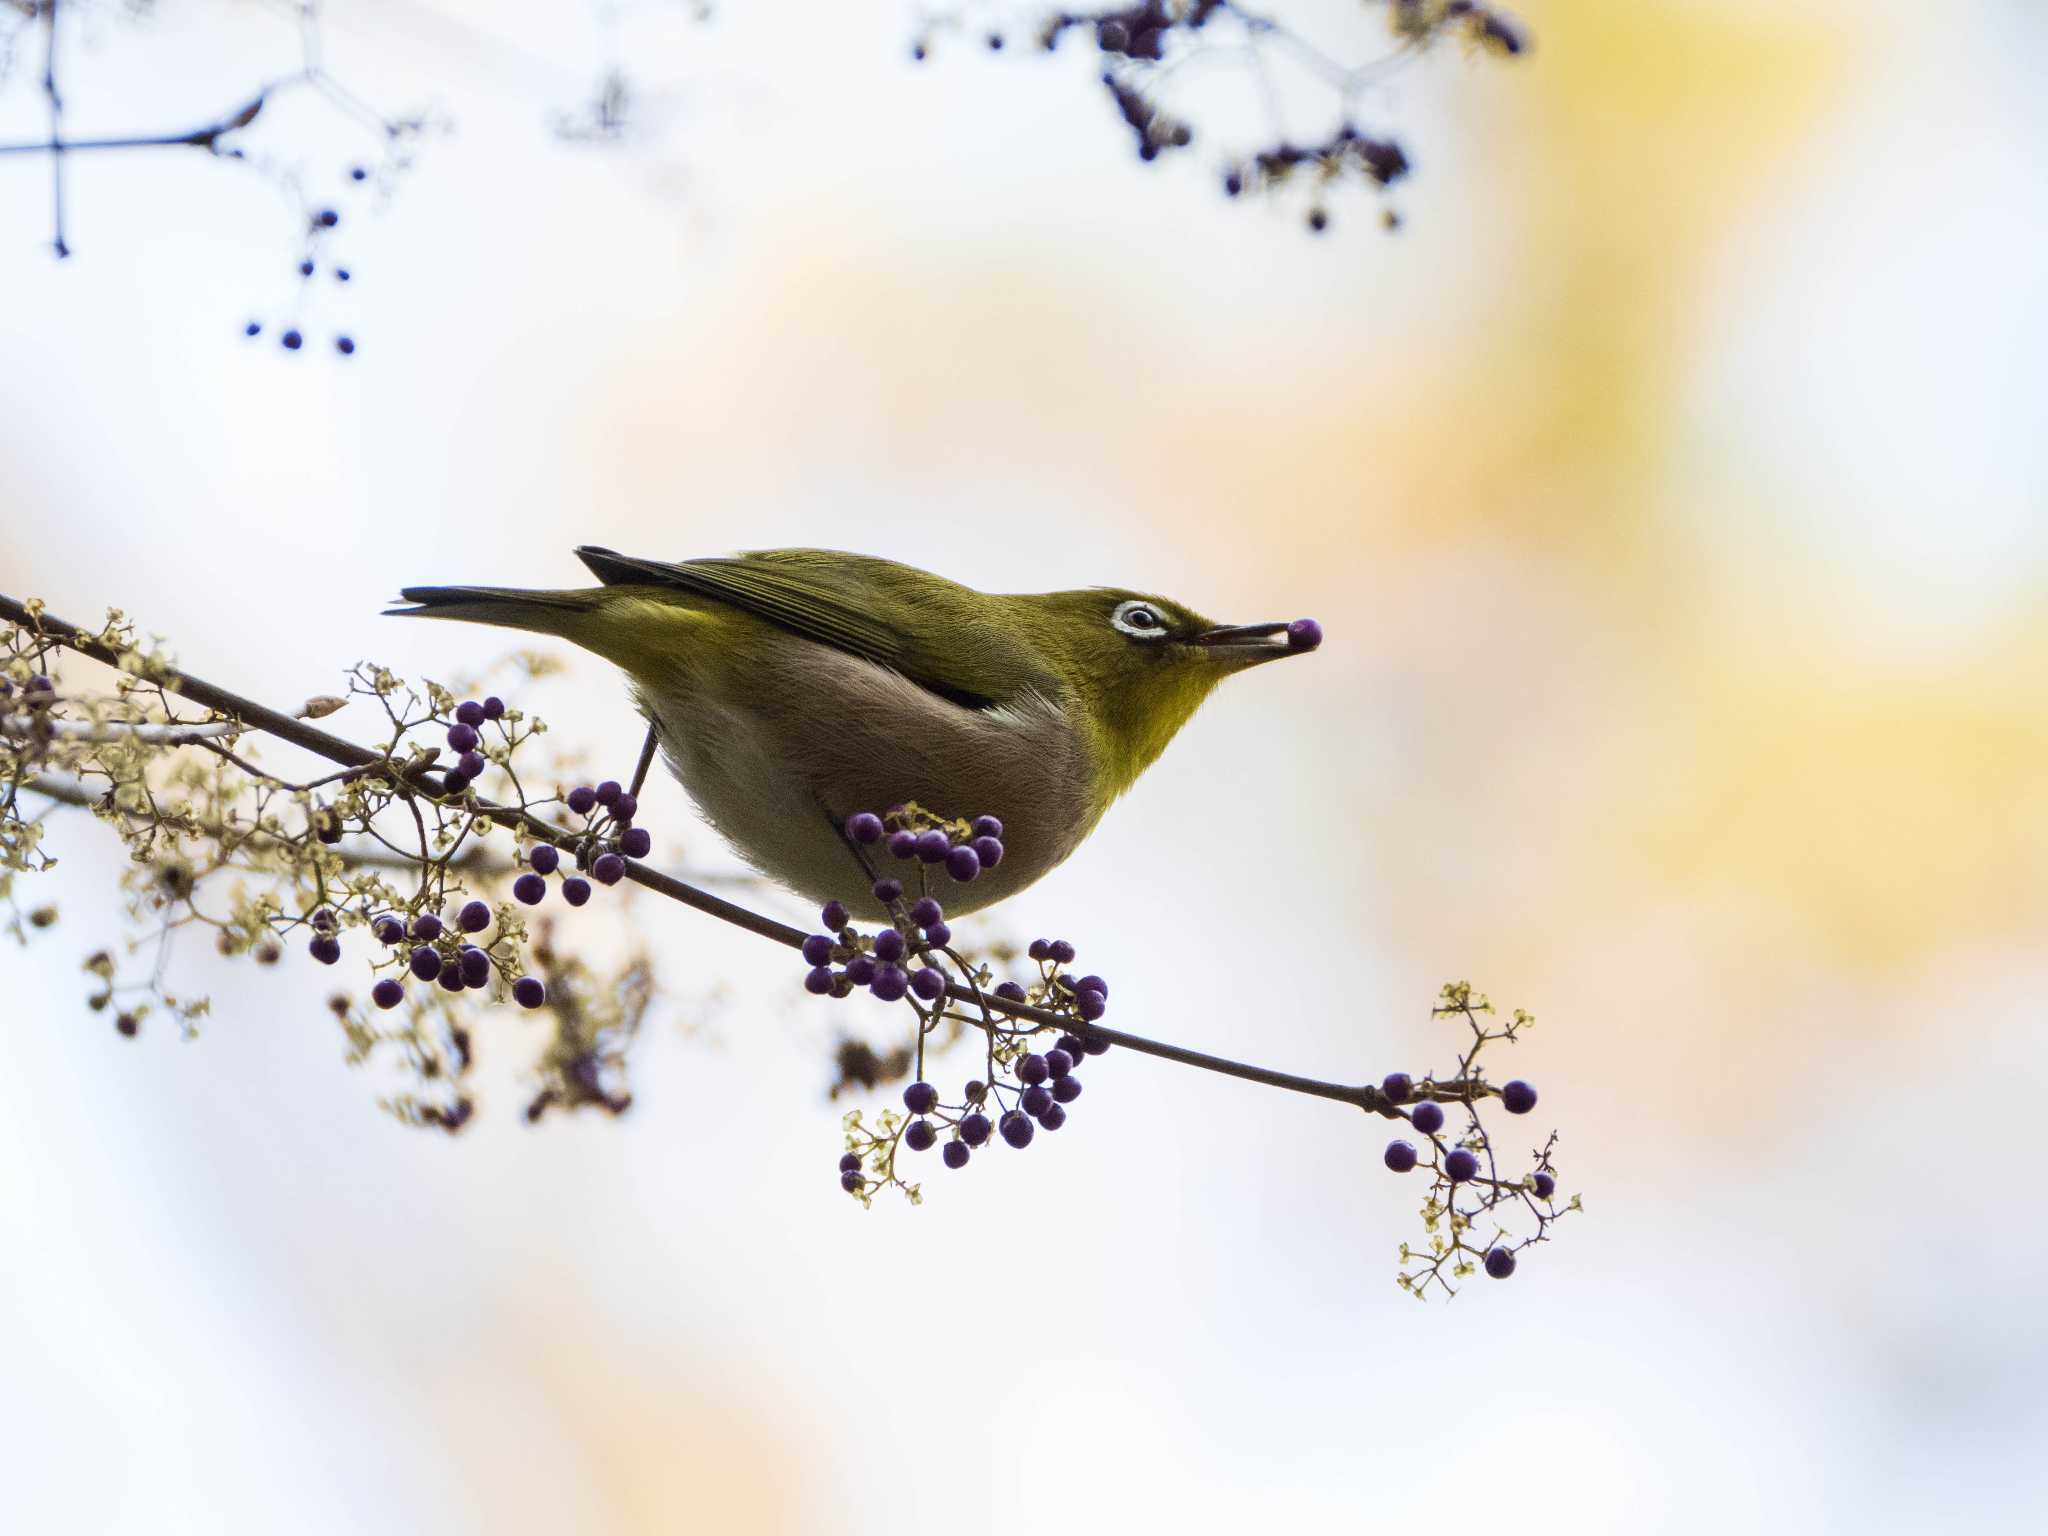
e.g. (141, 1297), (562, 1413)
(1111, 599), (1170, 640)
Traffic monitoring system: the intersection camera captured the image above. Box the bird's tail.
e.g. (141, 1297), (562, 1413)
(385, 585), (604, 640)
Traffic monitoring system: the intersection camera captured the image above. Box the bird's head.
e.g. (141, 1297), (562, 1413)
(1014, 587), (1323, 799)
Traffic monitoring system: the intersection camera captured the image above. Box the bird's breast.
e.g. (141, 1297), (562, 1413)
(630, 637), (1100, 916)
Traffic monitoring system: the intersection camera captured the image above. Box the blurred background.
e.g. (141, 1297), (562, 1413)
(3, 0), (2045, 1530)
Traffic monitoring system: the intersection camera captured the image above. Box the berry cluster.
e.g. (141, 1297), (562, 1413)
(1376, 984), (1576, 1295)
(807, 844), (1115, 1205)
(240, 166), (385, 356)
(521, 776), (651, 904)
(306, 886), (547, 1015)
(844, 804), (1006, 885)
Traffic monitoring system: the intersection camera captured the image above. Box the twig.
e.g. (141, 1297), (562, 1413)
(41, 0), (64, 257)
(2, 718), (242, 744)
(0, 92), (268, 158)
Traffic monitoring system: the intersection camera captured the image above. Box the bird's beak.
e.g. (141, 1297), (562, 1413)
(1191, 619), (1323, 669)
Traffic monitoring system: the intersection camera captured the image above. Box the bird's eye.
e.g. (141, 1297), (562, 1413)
(1111, 601), (1169, 640)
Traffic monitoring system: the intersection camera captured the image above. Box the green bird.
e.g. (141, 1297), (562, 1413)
(390, 547), (1320, 915)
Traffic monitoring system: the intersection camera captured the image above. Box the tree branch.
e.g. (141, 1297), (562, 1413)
(1, 589), (1463, 1121)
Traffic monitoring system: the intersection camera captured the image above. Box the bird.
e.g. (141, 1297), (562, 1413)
(389, 546), (1320, 916)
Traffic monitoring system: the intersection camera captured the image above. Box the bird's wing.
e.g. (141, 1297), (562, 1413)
(573, 546), (1022, 711)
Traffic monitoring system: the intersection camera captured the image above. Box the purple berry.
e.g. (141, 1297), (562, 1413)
(513, 976), (546, 1009)
(1076, 991), (1107, 1021)
(1027, 939), (1051, 962)
(481, 696), (505, 720)
(871, 878), (903, 903)
(457, 900), (490, 933)
(995, 981), (1027, 1002)
(1532, 1171), (1556, 1200)
(1056, 1033), (1087, 1060)
(874, 928), (906, 963)
(970, 815), (1003, 840)
(456, 750), (486, 780)
(1445, 1149), (1480, 1183)
(802, 934), (835, 966)
(309, 935), (341, 965)
(903, 1081), (938, 1115)
(910, 896), (944, 927)
(454, 701), (485, 727)
(529, 844), (561, 875)
(888, 830), (918, 860)
(945, 845), (981, 882)
(566, 785), (597, 815)
(1286, 617), (1323, 652)
(612, 792), (639, 821)
(513, 873), (546, 905)
(911, 967), (947, 1002)
(1051, 1074), (1082, 1104)
(281, 329), (303, 350)
(999, 1111), (1035, 1149)
(459, 946), (491, 987)
(620, 827), (652, 859)
(1384, 1139), (1418, 1173)
(562, 877), (592, 907)
(446, 722), (479, 752)
(904, 1119), (937, 1152)
(1484, 1246), (1517, 1279)
(804, 965), (834, 995)
(844, 954), (877, 986)
(870, 965), (908, 1002)
(1039, 1102), (1068, 1131)
(1049, 940), (1076, 965)
(1081, 1033), (1111, 1056)
(592, 853), (625, 885)
(1021, 1083), (1054, 1117)
(970, 835), (1004, 868)
(1381, 1072), (1413, 1103)
(595, 780), (622, 807)
(1411, 1101), (1445, 1135)
(914, 829), (950, 864)
(841, 1170), (864, 1193)
(1502, 1080), (1538, 1115)
(942, 1140), (971, 1169)
(924, 920), (952, 948)
(846, 812), (884, 844)
(960, 1112), (992, 1147)
(372, 978), (404, 1010)
(1018, 1053), (1049, 1085)
(839, 1152), (861, 1173)
(409, 946), (442, 981)
(439, 966), (466, 992)
(310, 908), (338, 932)
(373, 916), (405, 945)
(1075, 975), (1108, 999)
(441, 771), (470, 795)
(821, 900), (850, 930)
(1046, 1048), (1074, 1079)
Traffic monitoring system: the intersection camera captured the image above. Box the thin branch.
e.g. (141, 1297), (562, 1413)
(0, 90), (267, 157)
(2, 590), (1474, 1120)
(2, 718), (242, 744)
(41, 0), (64, 257)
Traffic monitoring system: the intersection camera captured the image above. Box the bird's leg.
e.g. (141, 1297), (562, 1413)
(626, 722), (659, 800)
(821, 803), (912, 928)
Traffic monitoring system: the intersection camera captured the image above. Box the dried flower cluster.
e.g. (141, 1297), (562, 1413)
(1, 599), (659, 1129)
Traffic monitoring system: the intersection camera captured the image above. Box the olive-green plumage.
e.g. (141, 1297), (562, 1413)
(390, 547), (1316, 915)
